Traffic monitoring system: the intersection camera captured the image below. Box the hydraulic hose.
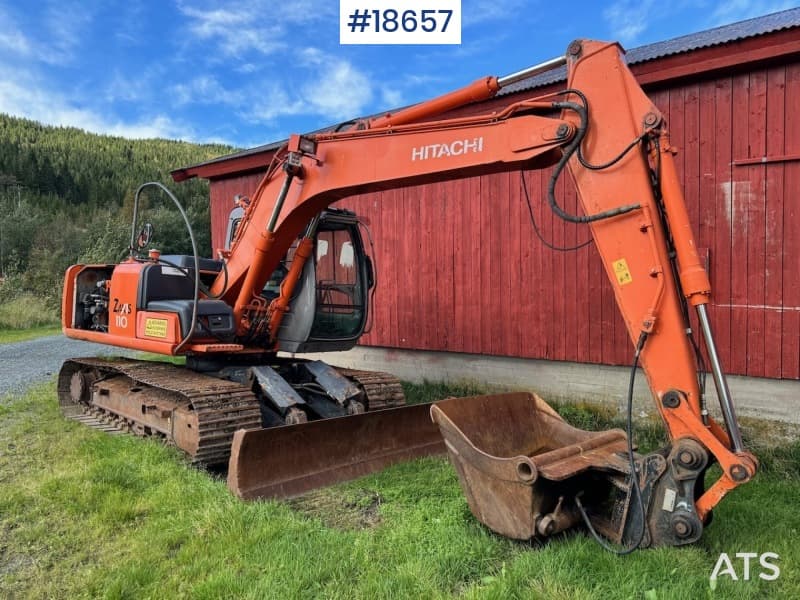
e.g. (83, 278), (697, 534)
(548, 100), (641, 223)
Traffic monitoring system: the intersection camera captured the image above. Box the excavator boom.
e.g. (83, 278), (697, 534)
(225, 40), (755, 549)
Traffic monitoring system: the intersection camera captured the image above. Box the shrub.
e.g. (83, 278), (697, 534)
(0, 293), (60, 329)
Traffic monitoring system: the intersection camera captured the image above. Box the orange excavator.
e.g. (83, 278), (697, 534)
(60, 40), (756, 550)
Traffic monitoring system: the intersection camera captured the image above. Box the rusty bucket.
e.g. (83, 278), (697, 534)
(430, 392), (630, 540)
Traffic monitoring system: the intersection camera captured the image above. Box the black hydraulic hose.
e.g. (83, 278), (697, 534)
(133, 182), (199, 353)
(548, 100), (641, 224)
(575, 330), (649, 555)
(561, 88), (649, 172)
(520, 171), (592, 252)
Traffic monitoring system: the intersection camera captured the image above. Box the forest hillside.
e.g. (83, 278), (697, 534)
(0, 113), (236, 328)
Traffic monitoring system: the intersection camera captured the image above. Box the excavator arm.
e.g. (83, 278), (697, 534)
(224, 40), (756, 549)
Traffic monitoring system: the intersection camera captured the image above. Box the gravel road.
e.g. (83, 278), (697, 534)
(0, 334), (135, 399)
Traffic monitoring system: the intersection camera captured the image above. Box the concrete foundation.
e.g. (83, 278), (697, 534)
(292, 346), (799, 426)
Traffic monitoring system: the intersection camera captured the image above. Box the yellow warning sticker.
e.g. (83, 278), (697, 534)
(613, 258), (633, 286)
(144, 318), (169, 338)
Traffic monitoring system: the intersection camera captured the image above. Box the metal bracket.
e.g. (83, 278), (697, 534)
(302, 360), (361, 407)
(249, 365), (305, 413)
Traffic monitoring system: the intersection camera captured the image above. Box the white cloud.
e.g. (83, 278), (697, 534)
(236, 50), (376, 125)
(380, 87), (404, 110)
(0, 67), (197, 140)
(104, 67), (167, 104)
(177, 1), (337, 59)
(603, 0), (657, 43)
(0, 1), (94, 66)
(710, 0), (795, 26)
(179, 5), (286, 57)
(244, 88), (306, 124)
(171, 76), (231, 106)
(0, 6), (32, 56)
(301, 59), (373, 121)
(0, 30), (32, 56)
(38, 1), (94, 65)
(235, 63), (260, 74)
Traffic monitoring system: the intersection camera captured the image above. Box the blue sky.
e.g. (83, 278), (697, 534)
(0, 1), (795, 149)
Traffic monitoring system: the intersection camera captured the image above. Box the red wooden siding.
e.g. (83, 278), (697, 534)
(208, 172), (264, 253)
(207, 58), (800, 380)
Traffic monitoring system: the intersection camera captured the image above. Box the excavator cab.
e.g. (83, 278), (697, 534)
(225, 205), (374, 353)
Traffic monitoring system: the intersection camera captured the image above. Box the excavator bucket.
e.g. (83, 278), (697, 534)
(228, 402), (445, 500)
(430, 392), (631, 540)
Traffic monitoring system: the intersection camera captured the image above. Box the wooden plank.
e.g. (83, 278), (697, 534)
(450, 179), (466, 353)
(684, 83), (701, 252)
(573, 178), (591, 364)
(468, 175), (483, 354)
(496, 172), (513, 356)
(389, 190), (401, 348)
(681, 82), (705, 374)
(380, 190), (398, 348)
(479, 174), (493, 354)
(782, 63), (800, 379)
(697, 80), (717, 373)
(441, 182), (456, 351)
(729, 73), (750, 376)
(398, 187), (419, 349)
(587, 232), (603, 364)
(746, 70), (767, 377)
(551, 175), (566, 361)
(712, 77), (734, 371)
(420, 183), (436, 351)
(431, 184), (444, 350)
(354, 195), (374, 346)
(540, 168), (555, 360)
(509, 169), (523, 358)
(518, 170), (535, 359)
(208, 172), (264, 252)
(535, 169), (550, 361)
(764, 66), (786, 379)
(563, 176), (579, 363)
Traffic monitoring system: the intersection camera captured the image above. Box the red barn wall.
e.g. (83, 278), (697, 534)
(207, 57), (800, 380)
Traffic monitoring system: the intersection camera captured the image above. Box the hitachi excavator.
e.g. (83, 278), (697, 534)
(60, 40), (756, 551)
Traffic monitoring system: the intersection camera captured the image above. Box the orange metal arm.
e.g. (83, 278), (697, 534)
(212, 40), (755, 516)
(366, 76), (500, 129)
(561, 40), (755, 516)
(212, 109), (573, 327)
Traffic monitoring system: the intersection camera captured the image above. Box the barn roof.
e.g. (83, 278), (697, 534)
(498, 7), (800, 95)
(172, 7), (800, 181)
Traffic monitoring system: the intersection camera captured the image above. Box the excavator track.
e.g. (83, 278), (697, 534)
(334, 367), (405, 410)
(58, 359), (408, 466)
(58, 357), (262, 465)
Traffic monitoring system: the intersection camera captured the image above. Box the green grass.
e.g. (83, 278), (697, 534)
(1, 381), (798, 599)
(0, 295), (60, 330)
(0, 325), (61, 344)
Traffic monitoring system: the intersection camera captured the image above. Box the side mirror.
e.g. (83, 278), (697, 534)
(136, 223), (154, 249)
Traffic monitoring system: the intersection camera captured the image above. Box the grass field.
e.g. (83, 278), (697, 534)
(0, 295), (60, 332)
(0, 326), (61, 345)
(1, 381), (798, 599)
